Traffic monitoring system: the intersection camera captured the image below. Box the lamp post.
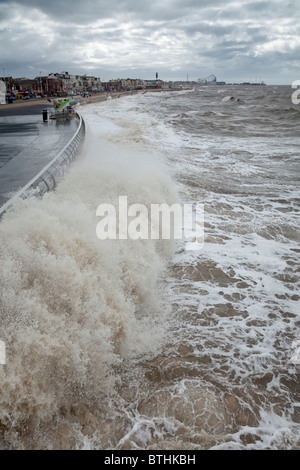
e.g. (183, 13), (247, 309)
(39, 71), (42, 95)
(3, 67), (6, 91)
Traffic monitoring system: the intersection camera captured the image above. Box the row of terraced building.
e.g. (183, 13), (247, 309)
(1, 71), (165, 98)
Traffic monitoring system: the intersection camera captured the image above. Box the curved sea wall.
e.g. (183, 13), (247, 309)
(0, 112), (85, 217)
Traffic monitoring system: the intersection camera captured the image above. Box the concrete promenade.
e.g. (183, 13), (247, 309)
(0, 99), (79, 209)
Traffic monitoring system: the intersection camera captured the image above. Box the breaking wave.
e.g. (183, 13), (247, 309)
(0, 129), (178, 449)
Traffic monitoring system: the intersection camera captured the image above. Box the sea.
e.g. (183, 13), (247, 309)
(0, 85), (299, 450)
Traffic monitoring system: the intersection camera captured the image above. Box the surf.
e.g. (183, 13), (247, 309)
(0, 99), (178, 449)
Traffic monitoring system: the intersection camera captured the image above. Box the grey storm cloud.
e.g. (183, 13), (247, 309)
(0, 0), (299, 84)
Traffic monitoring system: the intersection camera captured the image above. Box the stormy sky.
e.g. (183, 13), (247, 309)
(0, 0), (299, 84)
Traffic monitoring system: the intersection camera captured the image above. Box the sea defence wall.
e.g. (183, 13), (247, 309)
(0, 112), (85, 218)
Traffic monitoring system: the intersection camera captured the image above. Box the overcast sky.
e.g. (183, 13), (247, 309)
(0, 0), (299, 84)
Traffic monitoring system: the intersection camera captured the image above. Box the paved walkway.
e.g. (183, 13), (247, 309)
(0, 109), (78, 208)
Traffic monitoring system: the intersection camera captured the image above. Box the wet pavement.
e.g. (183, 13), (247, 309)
(0, 104), (79, 208)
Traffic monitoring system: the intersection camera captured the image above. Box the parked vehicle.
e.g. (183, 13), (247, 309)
(6, 94), (16, 102)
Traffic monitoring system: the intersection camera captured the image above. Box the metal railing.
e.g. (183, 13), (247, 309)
(0, 112), (85, 218)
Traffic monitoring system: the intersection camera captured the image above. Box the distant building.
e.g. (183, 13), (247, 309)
(198, 74), (217, 85)
(57, 73), (102, 94)
(8, 77), (38, 97)
(2, 71), (171, 99)
(40, 74), (64, 96)
(144, 79), (163, 89)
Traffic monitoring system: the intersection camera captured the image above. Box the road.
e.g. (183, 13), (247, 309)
(0, 98), (54, 117)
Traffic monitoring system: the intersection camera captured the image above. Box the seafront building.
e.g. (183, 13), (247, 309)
(0, 70), (202, 102)
(0, 72), (166, 98)
(0, 72), (103, 98)
(0, 72), (164, 98)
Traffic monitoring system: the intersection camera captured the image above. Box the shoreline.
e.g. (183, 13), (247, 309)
(0, 88), (180, 114)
